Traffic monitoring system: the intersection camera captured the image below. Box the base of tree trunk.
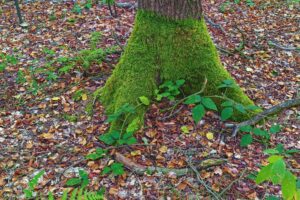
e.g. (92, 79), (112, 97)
(100, 11), (256, 131)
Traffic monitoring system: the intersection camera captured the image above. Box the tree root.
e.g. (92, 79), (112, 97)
(226, 98), (300, 137)
(115, 152), (226, 177)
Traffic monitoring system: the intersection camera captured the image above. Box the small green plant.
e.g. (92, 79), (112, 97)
(99, 130), (137, 146)
(263, 143), (300, 156)
(0, 53), (18, 72)
(61, 188), (104, 200)
(102, 162), (125, 176)
(86, 148), (108, 160)
(16, 69), (27, 84)
(84, 0), (93, 9)
(72, 3), (82, 14)
(256, 155), (299, 200)
(64, 114), (78, 123)
(240, 124), (281, 147)
(49, 13), (57, 21)
(155, 80), (185, 101)
(24, 170), (45, 199)
(66, 169), (89, 188)
(184, 94), (217, 123)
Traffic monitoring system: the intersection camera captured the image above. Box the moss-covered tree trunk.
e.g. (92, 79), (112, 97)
(101, 0), (256, 131)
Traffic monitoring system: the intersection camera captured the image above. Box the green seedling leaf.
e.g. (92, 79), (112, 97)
(240, 125), (252, 132)
(240, 134), (253, 147)
(256, 164), (272, 184)
(111, 163), (125, 175)
(268, 155), (283, 164)
(201, 97), (218, 111)
(192, 104), (205, 124)
(221, 107), (233, 121)
(270, 124), (281, 134)
(184, 95), (201, 104)
(66, 178), (82, 187)
(282, 171), (296, 200)
(270, 159), (286, 184)
(263, 149), (279, 155)
(253, 128), (268, 137)
(139, 96), (150, 106)
(181, 126), (189, 134)
(221, 100), (233, 107)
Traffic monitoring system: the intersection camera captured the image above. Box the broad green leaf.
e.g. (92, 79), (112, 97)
(265, 196), (280, 200)
(275, 143), (285, 154)
(86, 153), (102, 160)
(297, 178), (300, 189)
(240, 134), (253, 147)
(221, 107), (233, 121)
(270, 159), (286, 184)
(240, 125), (253, 132)
(99, 133), (115, 145)
(234, 104), (247, 114)
(184, 95), (201, 104)
(268, 155), (283, 164)
(111, 131), (121, 140)
(263, 149), (279, 155)
(111, 163), (125, 175)
(286, 149), (300, 154)
(221, 101), (233, 107)
(192, 104), (205, 124)
(282, 171), (297, 200)
(270, 124), (281, 134)
(139, 96), (150, 106)
(201, 97), (217, 111)
(253, 128), (268, 137)
(126, 118), (140, 133)
(125, 137), (137, 145)
(102, 166), (112, 175)
(175, 79), (185, 86)
(256, 164), (273, 184)
(122, 131), (134, 140)
(66, 178), (82, 186)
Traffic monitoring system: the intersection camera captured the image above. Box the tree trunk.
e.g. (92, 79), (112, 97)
(100, 0), (257, 132)
(137, 0), (202, 20)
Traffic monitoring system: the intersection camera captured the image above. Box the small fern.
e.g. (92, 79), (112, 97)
(59, 188), (104, 200)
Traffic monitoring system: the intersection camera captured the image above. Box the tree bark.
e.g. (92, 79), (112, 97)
(138, 0), (202, 20)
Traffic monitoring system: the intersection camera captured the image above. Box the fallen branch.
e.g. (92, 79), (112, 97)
(115, 152), (226, 177)
(268, 40), (300, 52)
(226, 98), (300, 137)
(204, 15), (226, 34)
(186, 156), (221, 200)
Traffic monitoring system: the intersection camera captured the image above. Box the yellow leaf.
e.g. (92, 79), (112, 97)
(52, 97), (60, 101)
(159, 146), (168, 153)
(40, 133), (54, 139)
(206, 132), (214, 140)
(131, 150), (142, 156)
(81, 94), (88, 101)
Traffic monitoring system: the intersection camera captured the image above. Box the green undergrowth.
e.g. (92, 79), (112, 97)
(100, 10), (258, 131)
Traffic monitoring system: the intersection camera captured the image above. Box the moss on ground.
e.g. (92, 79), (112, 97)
(100, 10), (257, 131)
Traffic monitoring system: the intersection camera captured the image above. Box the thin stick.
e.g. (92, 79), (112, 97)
(226, 98), (300, 137)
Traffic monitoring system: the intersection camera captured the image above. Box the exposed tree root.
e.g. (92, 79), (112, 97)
(115, 152), (226, 177)
(226, 98), (300, 137)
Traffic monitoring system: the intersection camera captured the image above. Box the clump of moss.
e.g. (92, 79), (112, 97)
(101, 10), (257, 131)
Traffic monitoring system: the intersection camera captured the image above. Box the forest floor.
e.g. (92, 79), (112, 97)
(0, 0), (299, 199)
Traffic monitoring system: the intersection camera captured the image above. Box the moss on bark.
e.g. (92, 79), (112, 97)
(100, 11), (257, 131)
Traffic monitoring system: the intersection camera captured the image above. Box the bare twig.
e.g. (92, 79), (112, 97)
(115, 152), (226, 177)
(204, 15), (226, 34)
(219, 168), (247, 196)
(226, 98), (300, 137)
(268, 40), (300, 52)
(186, 156), (221, 200)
